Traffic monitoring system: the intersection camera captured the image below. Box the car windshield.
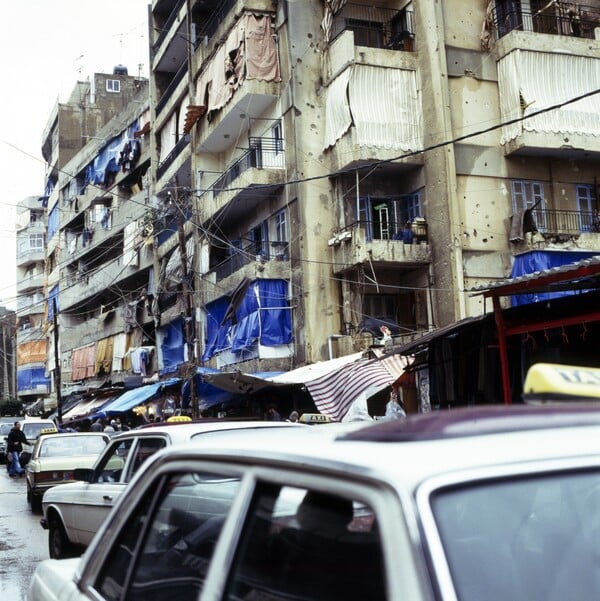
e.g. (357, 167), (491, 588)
(430, 470), (600, 601)
(39, 435), (106, 458)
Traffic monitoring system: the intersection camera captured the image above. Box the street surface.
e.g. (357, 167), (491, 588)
(0, 462), (48, 598)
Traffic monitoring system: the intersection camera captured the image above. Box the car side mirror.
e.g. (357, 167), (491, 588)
(73, 468), (94, 482)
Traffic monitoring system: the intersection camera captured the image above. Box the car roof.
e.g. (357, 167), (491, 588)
(110, 419), (299, 444)
(148, 405), (600, 493)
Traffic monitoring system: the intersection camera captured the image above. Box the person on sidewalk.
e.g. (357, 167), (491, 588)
(7, 421), (27, 477)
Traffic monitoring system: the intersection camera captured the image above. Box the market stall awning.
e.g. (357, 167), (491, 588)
(201, 352), (407, 421)
(93, 378), (181, 415)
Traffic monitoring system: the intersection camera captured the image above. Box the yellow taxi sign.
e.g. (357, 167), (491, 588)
(40, 427), (58, 436)
(523, 363), (600, 403)
(298, 413), (334, 424)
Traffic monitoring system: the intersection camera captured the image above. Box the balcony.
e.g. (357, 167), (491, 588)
(212, 137), (284, 200)
(329, 3), (415, 51)
(497, 45), (600, 157)
(330, 220), (431, 275)
(210, 239), (289, 282)
(155, 59), (189, 118)
(492, 2), (600, 41)
(538, 208), (599, 234)
(156, 134), (191, 181)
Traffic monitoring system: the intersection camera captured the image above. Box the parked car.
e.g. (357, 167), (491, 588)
(0, 421), (12, 464)
(18, 418), (57, 466)
(29, 405), (600, 601)
(26, 432), (110, 513)
(40, 419), (299, 559)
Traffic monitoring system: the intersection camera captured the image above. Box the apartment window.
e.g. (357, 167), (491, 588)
(273, 210), (287, 242)
(358, 194), (422, 240)
(272, 121), (283, 154)
(30, 210), (44, 224)
(106, 79), (121, 93)
(512, 180), (546, 232)
(28, 233), (44, 251)
(576, 184), (596, 232)
(250, 222), (269, 258)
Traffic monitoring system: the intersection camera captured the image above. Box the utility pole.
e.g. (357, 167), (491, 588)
(53, 298), (62, 424)
(176, 188), (198, 418)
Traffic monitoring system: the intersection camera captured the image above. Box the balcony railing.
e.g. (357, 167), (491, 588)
(152, 0), (187, 55)
(212, 240), (289, 281)
(330, 3), (415, 51)
(212, 137), (285, 199)
(534, 208), (599, 234)
(156, 134), (190, 180)
(493, 2), (600, 40)
(193, 0), (237, 50)
(155, 59), (189, 117)
(337, 219), (428, 243)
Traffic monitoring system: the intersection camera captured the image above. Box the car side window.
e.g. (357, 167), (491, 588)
(224, 484), (387, 601)
(95, 439), (134, 483)
(129, 437), (167, 479)
(94, 471), (241, 601)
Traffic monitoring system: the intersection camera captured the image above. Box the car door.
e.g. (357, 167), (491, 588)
(68, 436), (168, 544)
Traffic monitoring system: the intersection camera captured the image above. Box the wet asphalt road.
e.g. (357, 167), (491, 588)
(0, 465), (48, 598)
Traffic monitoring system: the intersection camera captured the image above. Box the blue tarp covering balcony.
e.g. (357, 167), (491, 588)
(17, 367), (50, 393)
(510, 250), (599, 306)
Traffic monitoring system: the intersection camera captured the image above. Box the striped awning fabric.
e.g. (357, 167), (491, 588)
(305, 356), (404, 421)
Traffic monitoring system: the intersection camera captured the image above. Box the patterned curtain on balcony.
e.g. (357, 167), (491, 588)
(324, 64), (423, 151)
(498, 49), (600, 144)
(321, 0), (348, 43)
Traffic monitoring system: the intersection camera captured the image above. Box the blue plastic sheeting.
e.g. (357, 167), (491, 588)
(91, 378), (181, 416)
(158, 318), (185, 375)
(47, 285), (59, 321)
(47, 203), (59, 242)
(182, 367), (231, 411)
(202, 279), (292, 361)
(17, 367), (50, 393)
(510, 250), (599, 306)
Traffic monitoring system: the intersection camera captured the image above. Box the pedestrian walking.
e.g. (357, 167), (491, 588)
(7, 421), (27, 477)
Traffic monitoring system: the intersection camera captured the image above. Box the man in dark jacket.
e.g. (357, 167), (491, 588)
(7, 422), (27, 477)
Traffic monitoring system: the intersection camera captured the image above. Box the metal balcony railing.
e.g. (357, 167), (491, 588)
(330, 3), (415, 51)
(193, 0), (237, 50)
(493, 2), (600, 40)
(212, 137), (285, 199)
(337, 219), (428, 243)
(155, 59), (189, 117)
(212, 239), (289, 281)
(534, 208), (599, 234)
(152, 0), (187, 55)
(156, 134), (190, 180)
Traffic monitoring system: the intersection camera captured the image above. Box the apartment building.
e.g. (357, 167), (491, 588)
(147, 0), (600, 377)
(41, 69), (152, 404)
(16, 197), (50, 407)
(34, 1), (600, 407)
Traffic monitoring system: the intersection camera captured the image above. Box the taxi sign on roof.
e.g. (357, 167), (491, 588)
(523, 363), (600, 403)
(298, 413), (334, 424)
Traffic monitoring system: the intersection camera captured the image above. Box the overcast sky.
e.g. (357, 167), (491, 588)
(0, 1), (150, 310)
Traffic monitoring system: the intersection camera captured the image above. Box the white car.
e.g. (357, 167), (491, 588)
(25, 432), (110, 513)
(40, 420), (300, 559)
(29, 405), (600, 601)
(18, 418), (57, 465)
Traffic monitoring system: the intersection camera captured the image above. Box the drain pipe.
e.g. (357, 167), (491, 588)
(328, 334), (345, 360)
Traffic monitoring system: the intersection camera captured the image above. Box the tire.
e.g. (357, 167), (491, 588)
(48, 518), (77, 559)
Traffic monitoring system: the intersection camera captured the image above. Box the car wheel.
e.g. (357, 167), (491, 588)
(48, 518), (76, 559)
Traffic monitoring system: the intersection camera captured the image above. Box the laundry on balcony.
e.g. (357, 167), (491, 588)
(509, 208), (538, 242)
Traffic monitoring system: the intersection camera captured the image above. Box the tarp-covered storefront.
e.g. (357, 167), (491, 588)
(91, 378), (182, 417)
(202, 279), (293, 361)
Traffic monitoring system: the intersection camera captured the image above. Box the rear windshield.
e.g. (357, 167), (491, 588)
(430, 470), (599, 601)
(22, 422), (54, 441)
